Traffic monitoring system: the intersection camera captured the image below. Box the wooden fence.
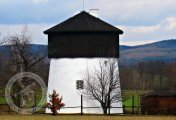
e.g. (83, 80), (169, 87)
(0, 104), (140, 115)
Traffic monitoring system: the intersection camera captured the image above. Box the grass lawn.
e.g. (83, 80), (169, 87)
(123, 94), (140, 107)
(0, 96), (6, 104)
(122, 90), (151, 113)
(0, 115), (176, 120)
(122, 90), (150, 107)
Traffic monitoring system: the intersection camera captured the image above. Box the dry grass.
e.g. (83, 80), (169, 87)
(0, 115), (176, 120)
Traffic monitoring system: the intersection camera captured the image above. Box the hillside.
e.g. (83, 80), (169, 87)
(0, 39), (175, 65)
(119, 39), (176, 65)
(0, 44), (49, 63)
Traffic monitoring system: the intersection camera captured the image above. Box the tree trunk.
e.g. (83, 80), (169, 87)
(52, 97), (57, 115)
(102, 107), (107, 115)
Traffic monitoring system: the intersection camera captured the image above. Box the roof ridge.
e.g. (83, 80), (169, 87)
(84, 12), (92, 30)
(44, 11), (123, 34)
(71, 12), (82, 30)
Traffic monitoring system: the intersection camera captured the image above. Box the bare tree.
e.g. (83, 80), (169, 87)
(83, 58), (121, 114)
(0, 29), (47, 107)
(0, 32), (10, 99)
(1, 34), (47, 73)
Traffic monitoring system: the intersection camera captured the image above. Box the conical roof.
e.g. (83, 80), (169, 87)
(44, 11), (123, 34)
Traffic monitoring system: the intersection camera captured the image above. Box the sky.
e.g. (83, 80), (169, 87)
(0, 0), (176, 46)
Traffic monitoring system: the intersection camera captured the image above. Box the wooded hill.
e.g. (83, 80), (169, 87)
(119, 39), (176, 91)
(119, 39), (176, 65)
(0, 39), (175, 91)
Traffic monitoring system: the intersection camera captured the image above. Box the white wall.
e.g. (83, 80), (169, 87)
(46, 58), (123, 114)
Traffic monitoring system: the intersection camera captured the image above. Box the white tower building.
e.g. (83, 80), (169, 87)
(44, 11), (123, 114)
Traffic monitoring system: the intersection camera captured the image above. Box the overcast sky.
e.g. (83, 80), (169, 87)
(0, 0), (176, 46)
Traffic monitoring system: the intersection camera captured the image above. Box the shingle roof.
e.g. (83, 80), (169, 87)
(44, 11), (123, 34)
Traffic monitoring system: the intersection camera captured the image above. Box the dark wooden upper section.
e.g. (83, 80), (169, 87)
(44, 11), (123, 58)
(44, 11), (123, 34)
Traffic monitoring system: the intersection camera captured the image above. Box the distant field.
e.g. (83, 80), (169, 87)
(122, 90), (140, 107)
(122, 90), (150, 107)
(0, 115), (176, 120)
(123, 94), (140, 107)
(0, 90), (43, 104)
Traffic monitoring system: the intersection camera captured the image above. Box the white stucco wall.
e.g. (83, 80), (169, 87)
(46, 58), (123, 114)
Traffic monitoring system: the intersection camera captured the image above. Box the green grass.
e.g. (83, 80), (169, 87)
(0, 96), (6, 104)
(0, 90), (45, 105)
(123, 94), (140, 107)
(122, 90), (140, 107)
(122, 90), (150, 107)
(0, 115), (176, 120)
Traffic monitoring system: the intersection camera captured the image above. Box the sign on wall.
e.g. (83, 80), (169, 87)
(76, 80), (84, 90)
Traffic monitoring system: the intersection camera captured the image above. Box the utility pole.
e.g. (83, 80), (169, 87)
(81, 95), (83, 116)
(108, 93), (110, 115)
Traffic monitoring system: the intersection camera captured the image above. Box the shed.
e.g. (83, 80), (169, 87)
(141, 90), (176, 115)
